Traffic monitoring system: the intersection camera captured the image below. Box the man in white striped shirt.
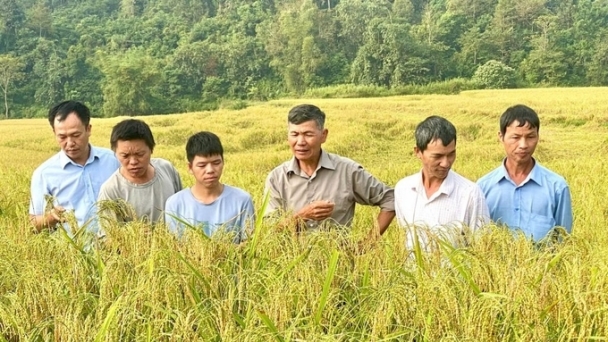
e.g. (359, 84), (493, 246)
(395, 116), (490, 251)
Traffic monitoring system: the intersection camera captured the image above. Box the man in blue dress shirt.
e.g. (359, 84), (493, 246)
(477, 104), (573, 241)
(29, 101), (120, 235)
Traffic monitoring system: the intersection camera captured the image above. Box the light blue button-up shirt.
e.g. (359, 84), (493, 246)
(477, 160), (573, 241)
(29, 145), (120, 235)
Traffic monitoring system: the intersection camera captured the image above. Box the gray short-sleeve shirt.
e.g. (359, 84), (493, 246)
(98, 158), (182, 223)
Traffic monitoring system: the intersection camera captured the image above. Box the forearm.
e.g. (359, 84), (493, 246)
(374, 210), (396, 236)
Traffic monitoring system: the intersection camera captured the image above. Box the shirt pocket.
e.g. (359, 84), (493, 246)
(526, 214), (556, 240)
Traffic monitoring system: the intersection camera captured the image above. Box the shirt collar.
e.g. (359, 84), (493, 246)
(287, 149), (336, 175)
(59, 144), (99, 169)
(411, 170), (456, 197)
(528, 161), (543, 185)
(498, 158), (543, 186)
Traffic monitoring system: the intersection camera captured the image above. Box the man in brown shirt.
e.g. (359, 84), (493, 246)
(264, 104), (395, 236)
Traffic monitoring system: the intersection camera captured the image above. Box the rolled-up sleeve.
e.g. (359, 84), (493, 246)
(351, 165), (395, 212)
(263, 171), (284, 218)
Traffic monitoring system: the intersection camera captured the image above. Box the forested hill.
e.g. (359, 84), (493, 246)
(0, 0), (607, 118)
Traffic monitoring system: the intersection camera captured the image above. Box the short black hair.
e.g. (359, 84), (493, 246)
(186, 131), (223, 163)
(500, 104), (540, 136)
(48, 100), (91, 128)
(415, 116), (457, 152)
(110, 119), (156, 152)
(288, 104), (325, 129)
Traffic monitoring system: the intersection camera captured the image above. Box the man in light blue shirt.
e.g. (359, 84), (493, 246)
(29, 101), (119, 235)
(164, 132), (255, 243)
(477, 104), (573, 241)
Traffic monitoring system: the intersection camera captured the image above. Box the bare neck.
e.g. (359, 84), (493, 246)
(504, 158), (534, 185)
(72, 145), (91, 166)
(298, 155), (321, 177)
(192, 183), (224, 204)
(421, 171), (445, 198)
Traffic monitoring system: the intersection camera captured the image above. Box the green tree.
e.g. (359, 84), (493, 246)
(472, 59), (517, 88)
(0, 0), (24, 52)
(63, 43), (104, 115)
(334, 0), (392, 61)
(587, 29), (608, 85)
(259, 0), (324, 94)
(352, 19), (428, 86)
(97, 49), (165, 117)
(0, 54), (24, 118)
(412, 4), (459, 80)
(26, 0), (52, 37)
(453, 24), (487, 76)
(520, 15), (568, 85)
(447, 0), (496, 21)
(23, 38), (67, 106)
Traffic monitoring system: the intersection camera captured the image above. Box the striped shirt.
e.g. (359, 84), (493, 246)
(395, 170), (490, 249)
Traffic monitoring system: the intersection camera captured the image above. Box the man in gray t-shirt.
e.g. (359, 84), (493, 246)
(98, 119), (182, 224)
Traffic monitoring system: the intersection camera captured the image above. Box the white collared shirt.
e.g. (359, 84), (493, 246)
(395, 170), (490, 249)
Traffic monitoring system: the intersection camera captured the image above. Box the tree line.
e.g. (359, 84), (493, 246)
(0, 0), (607, 118)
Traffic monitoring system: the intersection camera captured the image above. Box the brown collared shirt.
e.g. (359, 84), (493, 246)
(263, 150), (394, 228)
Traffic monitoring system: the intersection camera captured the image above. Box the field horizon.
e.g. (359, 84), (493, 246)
(0, 87), (607, 340)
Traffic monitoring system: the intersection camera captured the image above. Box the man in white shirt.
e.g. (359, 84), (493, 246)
(395, 116), (489, 251)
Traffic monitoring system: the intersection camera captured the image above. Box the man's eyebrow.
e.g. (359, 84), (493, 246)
(430, 151), (454, 156)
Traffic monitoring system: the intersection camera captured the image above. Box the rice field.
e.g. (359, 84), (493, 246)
(0, 87), (607, 340)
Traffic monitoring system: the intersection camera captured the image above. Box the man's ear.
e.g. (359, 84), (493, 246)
(321, 128), (328, 143)
(414, 146), (422, 160)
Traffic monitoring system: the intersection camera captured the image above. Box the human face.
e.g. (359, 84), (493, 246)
(188, 154), (223, 188)
(500, 120), (538, 165)
(115, 139), (152, 181)
(53, 112), (91, 165)
(288, 120), (327, 164)
(416, 139), (456, 181)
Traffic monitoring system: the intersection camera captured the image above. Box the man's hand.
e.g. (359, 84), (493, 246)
(297, 200), (335, 221)
(48, 206), (66, 225)
(31, 205), (66, 233)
